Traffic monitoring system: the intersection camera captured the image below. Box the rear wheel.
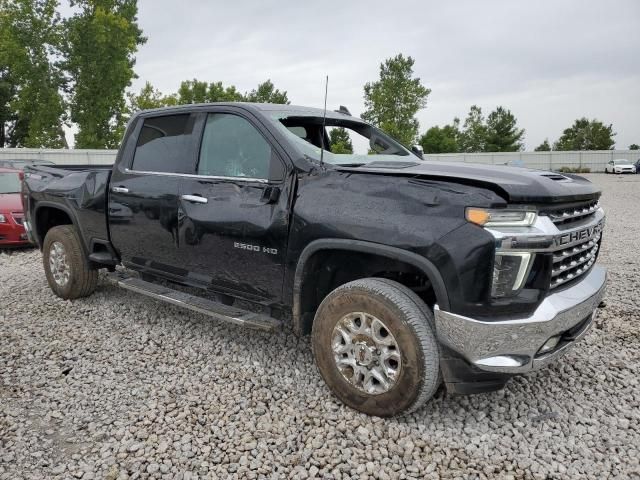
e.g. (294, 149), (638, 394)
(312, 278), (440, 417)
(42, 225), (98, 300)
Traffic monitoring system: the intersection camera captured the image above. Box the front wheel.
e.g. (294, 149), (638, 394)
(312, 278), (441, 417)
(42, 225), (98, 300)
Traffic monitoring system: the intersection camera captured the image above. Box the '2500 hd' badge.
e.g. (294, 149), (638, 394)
(234, 242), (278, 255)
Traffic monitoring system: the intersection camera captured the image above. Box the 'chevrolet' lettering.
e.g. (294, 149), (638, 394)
(555, 221), (603, 247)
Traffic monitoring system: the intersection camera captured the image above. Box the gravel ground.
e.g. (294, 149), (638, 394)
(1, 173), (639, 480)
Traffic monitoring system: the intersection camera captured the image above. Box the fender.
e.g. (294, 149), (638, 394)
(33, 201), (88, 253)
(292, 238), (451, 334)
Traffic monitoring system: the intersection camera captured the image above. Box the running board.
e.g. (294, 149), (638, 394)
(111, 274), (281, 332)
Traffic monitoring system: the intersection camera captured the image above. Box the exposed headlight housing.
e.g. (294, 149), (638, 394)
(466, 208), (537, 227)
(492, 252), (533, 297)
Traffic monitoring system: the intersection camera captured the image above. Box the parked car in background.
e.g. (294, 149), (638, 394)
(0, 168), (29, 247)
(0, 159), (55, 171)
(604, 159), (636, 174)
(635, 159), (640, 174)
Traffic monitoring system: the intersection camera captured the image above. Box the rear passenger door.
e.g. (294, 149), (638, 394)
(177, 108), (290, 302)
(109, 113), (198, 277)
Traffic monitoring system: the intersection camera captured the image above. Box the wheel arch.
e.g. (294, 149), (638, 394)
(33, 203), (84, 251)
(292, 239), (450, 336)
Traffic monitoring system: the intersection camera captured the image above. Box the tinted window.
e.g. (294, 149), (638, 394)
(198, 114), (273, 179)
(132, 114), (192, 173)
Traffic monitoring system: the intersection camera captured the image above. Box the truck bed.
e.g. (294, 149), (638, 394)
(23, 164), (113, 250)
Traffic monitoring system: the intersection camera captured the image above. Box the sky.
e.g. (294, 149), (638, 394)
(70, 0), (640, 150)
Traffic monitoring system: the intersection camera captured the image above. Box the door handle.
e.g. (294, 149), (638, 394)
(181, 194), (208, 204)
(111, 186), (129, 194)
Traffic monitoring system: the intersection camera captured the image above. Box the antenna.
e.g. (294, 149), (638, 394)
(320, 75), (328, 167)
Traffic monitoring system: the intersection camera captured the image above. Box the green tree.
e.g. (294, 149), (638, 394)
(361, 54), (430, 146)
(458, 105), (487, 152)
(553, 118), (616, 151)
(484, 106), (524, 152)
(419, 119), (460, 153)
(63, 0), (146, 148)
(127, 81), (177, 112)
(245, 79), (289, 104)
(535, 139), (551, 151)
(0, 0), (66, 148)
(329, 127), (353, 154)
(629, 144), (639, 150)
(207, 81), (244, 102)
(176, 79), (244, 104)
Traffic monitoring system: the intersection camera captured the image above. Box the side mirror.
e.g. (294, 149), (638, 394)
(411, 145), (424, 159)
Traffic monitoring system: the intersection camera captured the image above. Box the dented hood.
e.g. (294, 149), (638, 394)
(336, 161), (600, 204)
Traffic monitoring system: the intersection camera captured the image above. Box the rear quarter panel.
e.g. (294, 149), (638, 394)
(24, 166), (112, 250)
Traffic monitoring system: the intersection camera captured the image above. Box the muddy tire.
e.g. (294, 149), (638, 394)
(42, 225), (98, 300)
(312, 278), (440, 417)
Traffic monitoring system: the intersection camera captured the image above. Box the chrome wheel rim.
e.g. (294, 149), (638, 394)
(49, 241), (70, 287)
(331, 312), (402, 395)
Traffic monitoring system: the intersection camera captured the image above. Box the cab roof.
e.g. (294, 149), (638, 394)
(134, 102), (358, 122)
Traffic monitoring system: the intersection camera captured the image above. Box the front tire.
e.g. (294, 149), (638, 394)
(312, 278), (440, 417)
(42, 225), (98, 300)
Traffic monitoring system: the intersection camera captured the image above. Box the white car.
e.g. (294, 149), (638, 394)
(605, 159), (636, 174)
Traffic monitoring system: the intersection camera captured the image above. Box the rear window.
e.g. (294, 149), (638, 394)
(0, 172), (21, 194)
(131, 114), (194, 173)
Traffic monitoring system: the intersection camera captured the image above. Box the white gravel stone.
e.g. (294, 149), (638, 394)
(0, 174), (638, 479)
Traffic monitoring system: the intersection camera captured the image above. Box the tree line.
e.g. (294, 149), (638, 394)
(1, 1), (635, 151)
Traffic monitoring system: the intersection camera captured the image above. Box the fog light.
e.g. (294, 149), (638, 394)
(538, 335), (561, 355)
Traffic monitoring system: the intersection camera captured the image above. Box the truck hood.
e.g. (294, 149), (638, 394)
(336, 161), (600, 204)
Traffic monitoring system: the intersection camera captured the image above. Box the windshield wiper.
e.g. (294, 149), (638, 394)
(334, 163), (366, 167)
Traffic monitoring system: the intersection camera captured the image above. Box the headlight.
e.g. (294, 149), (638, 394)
(466, 208), (537, 227)
(492, 252), (533, 297)
(0, 213), (6, 223)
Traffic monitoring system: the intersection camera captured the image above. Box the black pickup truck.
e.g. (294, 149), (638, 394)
(23, 103), (607, 416)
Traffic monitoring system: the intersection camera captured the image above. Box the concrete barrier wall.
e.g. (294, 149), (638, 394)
(0, 148), (117, 165)
(422, 150), (639, 172)
(1, 147), (638, 171)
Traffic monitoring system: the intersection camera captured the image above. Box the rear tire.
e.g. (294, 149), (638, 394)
(312, 278), (440, 417)
(42, 225), (98, 300)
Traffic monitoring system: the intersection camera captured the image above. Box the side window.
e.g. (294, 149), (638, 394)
(198, 113), (276, 180)
(131, 114), (193, 173)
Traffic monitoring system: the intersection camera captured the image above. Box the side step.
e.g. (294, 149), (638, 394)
(110, 274), (281, 332)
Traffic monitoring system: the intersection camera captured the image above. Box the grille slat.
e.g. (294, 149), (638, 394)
(552, 243), (599, 278)
(540, 199), (603, 289)
(550, 233), (601, 289)
(544, 200), (599, 226)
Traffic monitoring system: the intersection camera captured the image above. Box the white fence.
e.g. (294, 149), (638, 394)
(1, 147), (638, 171)
(0, 148), (116, 165)
(423, 150), (639, 172)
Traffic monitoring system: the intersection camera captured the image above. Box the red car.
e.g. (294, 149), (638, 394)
(0, 168), (29, 247)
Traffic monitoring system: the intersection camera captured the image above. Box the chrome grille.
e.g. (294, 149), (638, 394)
(544, 200), (599, 226)
(551, 234), (601, 289)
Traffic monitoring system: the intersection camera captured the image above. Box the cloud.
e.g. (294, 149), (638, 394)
(123, 0), (640, 149)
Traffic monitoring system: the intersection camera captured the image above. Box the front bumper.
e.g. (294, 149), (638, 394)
(0, 219), (29, 246)
(434, 264), (607, 374)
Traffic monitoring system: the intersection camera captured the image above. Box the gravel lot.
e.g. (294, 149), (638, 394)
(1, 173), (639, 480)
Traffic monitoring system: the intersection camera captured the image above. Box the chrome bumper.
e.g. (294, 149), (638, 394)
(434, 265), (607, 374)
